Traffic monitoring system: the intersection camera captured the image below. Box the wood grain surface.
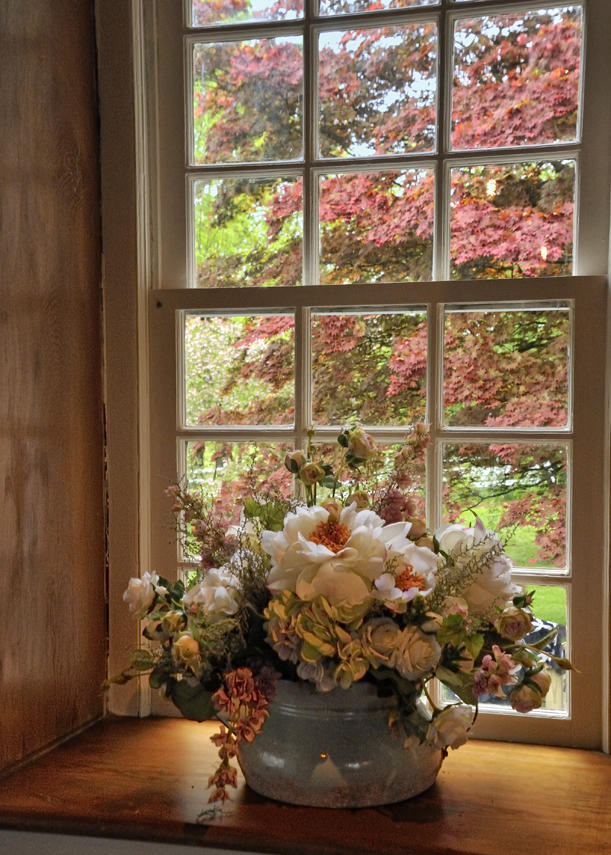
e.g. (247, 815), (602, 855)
(0, 0), (106, 772)
(0, 717), (609, 855)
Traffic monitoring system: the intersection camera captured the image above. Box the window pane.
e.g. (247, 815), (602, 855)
(452, 6), (582, 150)
(318, 23), (437, 157)
(312, 310), (427, 425)
(477, 585), (568, 714)
(191, 0), (303, 28)
(185, 440), (294, 526)
(193, 176), (303, 288)
(320, 0), (436, 13)
(319, 169), (434, 283)
(443, 304), (570, 428)
(192, 37), (303, 164)
(450, 160), (575, 280)
(442, 442), (568, 571)
(183, 314), (295, 426)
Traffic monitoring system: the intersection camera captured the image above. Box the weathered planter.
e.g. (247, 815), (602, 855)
(238, 679), (443, 808)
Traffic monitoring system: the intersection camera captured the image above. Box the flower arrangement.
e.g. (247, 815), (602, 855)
(114, 426), (574, 803)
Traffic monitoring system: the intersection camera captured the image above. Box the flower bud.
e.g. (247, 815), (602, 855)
(284, 450), (307, 474)
(299, 462), (325, 486)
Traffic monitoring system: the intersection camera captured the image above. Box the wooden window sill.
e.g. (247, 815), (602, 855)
(0, 716), (609, 855)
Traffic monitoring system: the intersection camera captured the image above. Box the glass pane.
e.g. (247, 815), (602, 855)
(443, 304), (570, 428)
(185, 440), (294, 527)
(311, 440), (427, 518)
(478, 585), (568, 714)
(452, 6), (582, 149)
(319, 168), (434, 283)
(193, 176), (303, 288)
(318, 23), (437, 157)
(183, 314), (295, 426)
(442, 442), (568, 570)
(320, 0), (436, 13)
(312, 310), (427, 425)
(192, 37), (303, 164)
(450, 160), (575, 279)
(191, 0), (303, 26)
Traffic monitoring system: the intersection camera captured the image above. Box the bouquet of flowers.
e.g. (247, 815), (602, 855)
(113, 426), (573, 802)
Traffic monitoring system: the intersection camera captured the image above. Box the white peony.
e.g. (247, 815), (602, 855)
(182, 565), (240, 619)
(123, 571), (159, 617)
(373, 541), (438, 611)
(436, 520), (519, 616)
(262, 503), (412, 608)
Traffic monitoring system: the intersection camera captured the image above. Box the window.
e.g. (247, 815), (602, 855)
(100, 0), (610, 748)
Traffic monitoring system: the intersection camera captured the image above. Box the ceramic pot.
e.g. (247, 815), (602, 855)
(237, 679), (443, 808)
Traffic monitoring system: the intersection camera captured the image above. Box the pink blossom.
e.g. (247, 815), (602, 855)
(473, 644), (518, 698)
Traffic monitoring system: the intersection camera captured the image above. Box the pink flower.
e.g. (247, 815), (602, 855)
(473, 644), (518, 698)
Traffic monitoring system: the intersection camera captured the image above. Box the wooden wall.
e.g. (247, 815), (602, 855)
(0, 1), (106, 772)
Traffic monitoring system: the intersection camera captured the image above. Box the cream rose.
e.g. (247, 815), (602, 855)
(392, 625), (441, 680)
(360, 617), (404, 668)
(426, 705), (473, 750)
(173, 632), (200, 665)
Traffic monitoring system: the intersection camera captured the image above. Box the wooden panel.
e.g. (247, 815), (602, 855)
(0, 1), (105, 771)
(0, 717), (609, 855)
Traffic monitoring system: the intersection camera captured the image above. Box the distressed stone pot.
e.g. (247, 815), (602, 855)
(237, 679), (443, 808)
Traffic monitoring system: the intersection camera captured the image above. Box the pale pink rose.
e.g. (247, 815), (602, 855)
(347, 427), (377, 460)
(299, 462), (325, 486)
(494, 605), (533, 641)
(510, 669), (552, 712)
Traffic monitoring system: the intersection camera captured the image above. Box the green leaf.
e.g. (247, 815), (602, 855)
(168, 679), (216, 722)
(130, 649), (155, 671)
(149, 664), (170, 689)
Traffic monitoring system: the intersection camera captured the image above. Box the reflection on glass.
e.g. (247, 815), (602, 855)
(191, 0), (303, 28)
(452, 6), (582, 149)
(192, 37), (303, 164)
(320, 0), (436, 12)
(183, 314), (295, 426)
(193, 177), (303, 288)
(312, 311), (427, 425)
(442, 442), (568, 570)
(318, 23), (437, 157)
(450, 161), (575, 279)
(185, 441), (294, 527)
(319, 169), (434, 283)
(443, 304), (570, 428)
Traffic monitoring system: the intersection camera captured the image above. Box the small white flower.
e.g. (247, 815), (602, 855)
(182, 565), (240, 620)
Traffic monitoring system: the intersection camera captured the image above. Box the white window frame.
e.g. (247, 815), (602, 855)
(97, 0), (611, 749)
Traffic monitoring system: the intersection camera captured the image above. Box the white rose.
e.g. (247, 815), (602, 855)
(360, 617), (403, 667)
(436, 521), (519, 616)
(392, 626), (441, 680)
(427, 705), (473, 750)
(182, 566), (240, 619)
(123, 571), (158, 617)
